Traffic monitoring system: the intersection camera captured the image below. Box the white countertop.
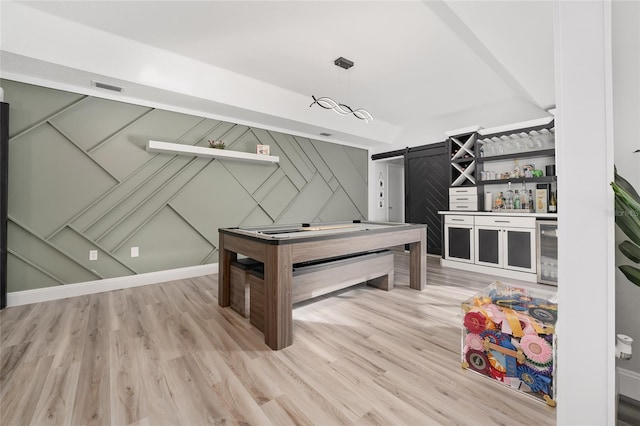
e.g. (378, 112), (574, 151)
(438, 210), (558, 218)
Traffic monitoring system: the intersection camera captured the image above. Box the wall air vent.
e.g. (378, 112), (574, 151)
(91, 80), (123, 92)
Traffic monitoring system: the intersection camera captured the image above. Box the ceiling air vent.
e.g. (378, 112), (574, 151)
(91, 80), (123, 93)
(319, 132), (332, 137)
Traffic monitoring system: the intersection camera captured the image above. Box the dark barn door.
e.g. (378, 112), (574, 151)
(405, 142), (448, 255)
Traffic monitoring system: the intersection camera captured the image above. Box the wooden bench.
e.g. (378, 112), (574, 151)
(248, 250), (395, 332)
(229, 258), (263, 317)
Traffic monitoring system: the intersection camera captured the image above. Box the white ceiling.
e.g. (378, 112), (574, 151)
(0, 1), (555, 151)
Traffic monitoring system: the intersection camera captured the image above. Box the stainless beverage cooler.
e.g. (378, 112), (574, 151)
(537, 220), (558, 285)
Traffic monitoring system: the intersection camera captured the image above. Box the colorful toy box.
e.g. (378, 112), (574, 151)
(461, 281), (558, 406)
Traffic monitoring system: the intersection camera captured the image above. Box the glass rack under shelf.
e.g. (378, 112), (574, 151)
(477, 149), (555, 163)
(478, 176), (556, 185)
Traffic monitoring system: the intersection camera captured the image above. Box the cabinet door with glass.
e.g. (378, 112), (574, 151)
(503, 227), (536, 273)
(537, 220), (558, 285)
(474, 216), (536, 273)
(475, 226), (502, 268)
(444, 215), (474, 263)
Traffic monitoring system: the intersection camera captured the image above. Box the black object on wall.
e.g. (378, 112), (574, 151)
(405, 142), (448, 255)
(1, 102), (8, 309)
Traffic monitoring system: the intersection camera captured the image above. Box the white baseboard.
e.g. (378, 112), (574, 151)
(618, 367), (640, 401)
(440, 258), (538, 283)
(7, 263), (219, 307)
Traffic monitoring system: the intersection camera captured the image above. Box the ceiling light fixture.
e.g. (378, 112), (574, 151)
(310, 57), (373, 123)
(334, 57), (354, 70)
(310, 96), (373, 123)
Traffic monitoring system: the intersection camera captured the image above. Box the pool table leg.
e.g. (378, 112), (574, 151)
(218, 233), (237, 307)
(409, 227), (427, 290)
(264, 243), (293, 350)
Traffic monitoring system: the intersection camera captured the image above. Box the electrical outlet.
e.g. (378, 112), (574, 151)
(131, 246), (139, 258)
(89, 250), (98, 261)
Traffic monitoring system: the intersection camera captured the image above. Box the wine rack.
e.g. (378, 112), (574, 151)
(448, 131), (477, 187)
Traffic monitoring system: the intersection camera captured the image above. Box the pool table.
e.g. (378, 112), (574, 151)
(218, 220), (427, 350)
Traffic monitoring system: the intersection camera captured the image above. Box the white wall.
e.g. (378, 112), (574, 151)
(369, 160), (388, 222)
(368, 158), (406, 223)
(554, 1), (616, 424)
(387, 162), (404, 222)
(612, 0), (640, 395)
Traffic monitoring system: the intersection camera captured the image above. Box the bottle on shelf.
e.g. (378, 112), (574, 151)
(520, 182), (528, 211)
(528, 190), (534, 211)
(549, 191), (557, 213)
(514, 189), (521, 209)
(495, 192), (504, 210)
(505, 182), (514, 210)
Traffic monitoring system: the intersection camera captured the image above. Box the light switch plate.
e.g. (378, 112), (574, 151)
(131, 246), (139, 257)
(89, 250), (98, 261)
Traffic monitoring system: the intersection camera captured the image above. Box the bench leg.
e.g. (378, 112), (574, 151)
(230, 267), (250, 318)
(249, 274), (264, 332)
(367, 271), (395, 291)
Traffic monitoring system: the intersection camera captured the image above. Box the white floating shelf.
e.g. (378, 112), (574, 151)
(147, 140), (279, 164)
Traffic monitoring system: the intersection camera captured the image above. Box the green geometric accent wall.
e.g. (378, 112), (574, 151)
(2, 79), (368, 292)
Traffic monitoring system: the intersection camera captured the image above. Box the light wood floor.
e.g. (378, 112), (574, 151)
(1, 251), (557, 426)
